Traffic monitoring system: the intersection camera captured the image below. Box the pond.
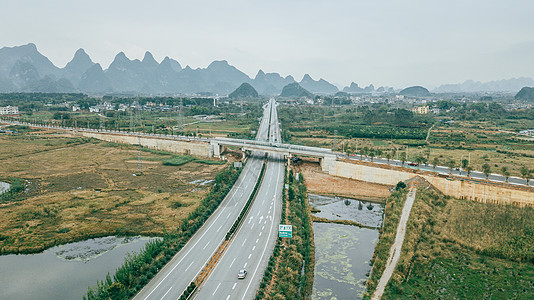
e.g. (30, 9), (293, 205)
(309, 194), (384, 228)
(0, 236), (157, 300)
(312, 223), (379, 300)
(309, 194), (384, 300)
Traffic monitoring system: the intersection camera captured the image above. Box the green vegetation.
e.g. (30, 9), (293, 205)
(365, 189), (534, 299)
(229, 82), (259, 99)
(364, 190), (408, 296)
(256, 169), (314, 299)
(85, 165), (242, 299)
(515, 86), (534, 101)
(280, 82), (314, 98)
(278, 102), (534, 177)
(0, 177), (25, 203)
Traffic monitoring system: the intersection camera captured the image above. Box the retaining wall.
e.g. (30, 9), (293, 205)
(325, 160), (534, 207)
(76, 131), (213, 158)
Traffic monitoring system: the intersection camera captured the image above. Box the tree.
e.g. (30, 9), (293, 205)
(361, 146), (369, 160)
(415, 156), (424, 166)
(446, 159), (456, 174)
(520, 166), (532, 185)
(482, 163), (491, 179)
(466, 166), (473, 177)
(400, 152), (407, 166)
(461, 158), (469, 170)
(501, 166), (510, 183)
(432, 157), (439, 169)
(368, 148), (375, 162)
(396, 181), (406, 191)
(385, 152), (392, 165)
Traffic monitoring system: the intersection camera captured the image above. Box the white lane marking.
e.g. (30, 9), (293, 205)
(203, 241), (210, 249)
(262, 226), (264, 230)
(226, 295), (231, 300)
(252, 246), (256, 251)
(251, 223), (254, 230)
(232, 283), (237, 290)
(242, 238), (247, 247)
(259, 231), (262, 237)
(213, 282), (221, 295)
(264, 220), (267, 225)
(241, 158), (281, 300)
(227, 212), (232, 219)
(184, 261), (194, 272)
(256, 238), (259, 243)
(244, 262), (247, 268)
(230, 257), (236, 268)
(162, 287), (172, 299)
(142, 201), (229, 299)
(217, 225), (223, 232)
(248, 254), (252, 259)
(248, 216), (253, 224)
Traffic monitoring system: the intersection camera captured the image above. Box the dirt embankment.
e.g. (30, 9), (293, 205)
(292, 159), (391, 202)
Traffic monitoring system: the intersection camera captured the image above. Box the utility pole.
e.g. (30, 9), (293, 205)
(333, 129), (338, 151)
(177, 98), (184, 132)
(137, 136), (143, 175)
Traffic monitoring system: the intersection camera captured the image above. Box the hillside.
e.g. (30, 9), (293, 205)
(280, 82), (314, 98)
(228, 82), (259, 99)
(515, 86), (534, 101)
(399, 86), (431, 97)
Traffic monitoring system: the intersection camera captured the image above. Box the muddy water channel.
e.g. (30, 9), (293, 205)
(309, 194), (384, 300)
(0, 236), (156, 300)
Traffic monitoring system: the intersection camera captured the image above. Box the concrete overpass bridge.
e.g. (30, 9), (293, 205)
(0, 118), (339, 170)
(211, 137), (337, 170)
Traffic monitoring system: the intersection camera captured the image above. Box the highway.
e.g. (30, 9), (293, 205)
(195, 98), (284, 299)
(133, 101), (273, 300)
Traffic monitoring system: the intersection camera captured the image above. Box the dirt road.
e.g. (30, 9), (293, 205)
(372, 188), (417, 299)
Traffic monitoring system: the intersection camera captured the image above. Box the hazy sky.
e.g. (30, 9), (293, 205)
(1, 0), (533, 88)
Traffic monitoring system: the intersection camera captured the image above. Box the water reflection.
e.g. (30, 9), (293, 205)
(308, 194), (384, 228)
(0, 236), (156, 300)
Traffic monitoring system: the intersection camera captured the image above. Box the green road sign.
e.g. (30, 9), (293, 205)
(279, 224), (292, 238)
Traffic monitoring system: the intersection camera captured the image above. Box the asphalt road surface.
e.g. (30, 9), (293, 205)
(133, 100), (274, 300)
(195, 98), (284, 300)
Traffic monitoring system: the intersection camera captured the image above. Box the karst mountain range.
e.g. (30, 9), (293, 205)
(0, 43), (531, 95)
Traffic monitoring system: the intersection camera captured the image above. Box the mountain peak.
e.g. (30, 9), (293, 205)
(142, 51), (157, 65)
(301, 74), (314, 82)
(114, 52), (129, 62)
(207, 60), (230, 69)
(256, 69), (265, 77)
(64, 48), (94, 78)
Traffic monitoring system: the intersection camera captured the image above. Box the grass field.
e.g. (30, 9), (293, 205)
(280, 106), (534, 178)
(365, 188), (534, 299)
(0, 131), (226, 254)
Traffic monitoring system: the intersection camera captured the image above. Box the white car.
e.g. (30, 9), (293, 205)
(237, 269), (247, 279)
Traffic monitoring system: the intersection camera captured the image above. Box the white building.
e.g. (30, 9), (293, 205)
(72, 104), (81, 112)
(0, 106), (19, 115)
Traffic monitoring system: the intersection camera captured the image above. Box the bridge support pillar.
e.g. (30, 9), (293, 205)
(210, 141), (221, 158)
(320, 155), (337, 173)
